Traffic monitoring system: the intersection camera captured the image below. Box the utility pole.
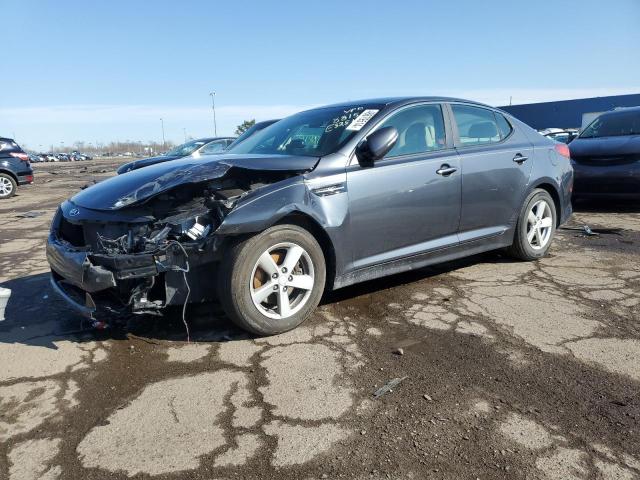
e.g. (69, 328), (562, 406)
(209, 92), (217, 136)
(160, 118), (166, 148)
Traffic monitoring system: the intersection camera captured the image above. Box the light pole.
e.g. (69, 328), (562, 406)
(160, 118), (166, 149)
(183, 128), (187, 142)
(209, 92), (217, 136)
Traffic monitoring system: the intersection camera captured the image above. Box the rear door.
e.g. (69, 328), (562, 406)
(345, 103), (461, 271)
(449, 104), (533, 241)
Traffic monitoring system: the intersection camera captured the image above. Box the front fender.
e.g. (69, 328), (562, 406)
(216, 176), (349, 234)
(215, 176), (351, 279)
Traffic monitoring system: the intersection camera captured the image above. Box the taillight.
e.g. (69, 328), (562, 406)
(554, 144), (571, 159)
(10, 152), (29, 162)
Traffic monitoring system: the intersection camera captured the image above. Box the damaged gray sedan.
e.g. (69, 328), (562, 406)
(47, 97), (573, 335)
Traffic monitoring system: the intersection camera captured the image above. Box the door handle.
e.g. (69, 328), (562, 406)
(513, 154), (528, 164)
(436, 164), (457, 176)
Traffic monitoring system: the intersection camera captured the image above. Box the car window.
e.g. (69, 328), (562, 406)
(165, 140), (207, 156)
(452, 104), (503, 146)
(375, 104), (447, 158)
(200, 140), (228, 154)
(495, 112), (513, 139)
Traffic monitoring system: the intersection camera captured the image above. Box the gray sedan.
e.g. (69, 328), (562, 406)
(47, 97), (573, 335)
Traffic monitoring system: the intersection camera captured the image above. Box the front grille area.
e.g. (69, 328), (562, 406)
(572, 153), (640, 166)
(59, 217), (85, 246)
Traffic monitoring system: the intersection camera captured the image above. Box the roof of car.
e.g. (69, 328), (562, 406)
(193, 136), (236, 143)
(600, 106), (640, 116)
(318, 97), (493, 110)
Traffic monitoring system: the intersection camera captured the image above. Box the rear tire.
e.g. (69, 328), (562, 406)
(0, 173), (17, 199)
(506, 189), (557, 261)
(218, 224), (326, 336)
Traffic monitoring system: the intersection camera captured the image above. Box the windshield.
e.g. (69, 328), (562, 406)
(227, 104), (384, 157)
(165, 139), (207, 157)
(580, 110), (640, 138)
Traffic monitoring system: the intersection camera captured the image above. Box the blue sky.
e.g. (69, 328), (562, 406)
(2, 0), (639, 149)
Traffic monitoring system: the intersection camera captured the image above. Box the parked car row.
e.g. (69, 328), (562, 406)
(30, 151), (93, 162)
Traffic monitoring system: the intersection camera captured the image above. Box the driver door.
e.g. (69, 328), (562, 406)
(345, 103), (461, 272)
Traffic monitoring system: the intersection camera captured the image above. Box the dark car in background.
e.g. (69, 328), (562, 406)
(569, 107), (640, 199)
(0, 137), (34, 199)
(116, 137), (235, 174)
(226, 119), (280, 149)
(47, 97), (572, 336)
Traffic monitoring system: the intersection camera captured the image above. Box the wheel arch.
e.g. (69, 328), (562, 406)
(529, 181), (562, 227)
(273, 211), (337, 291)
(0, 169), (18, 183)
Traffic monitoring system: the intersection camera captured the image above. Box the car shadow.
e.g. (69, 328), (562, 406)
(0, 250), (539, 349)
(0, 272), (246, 349)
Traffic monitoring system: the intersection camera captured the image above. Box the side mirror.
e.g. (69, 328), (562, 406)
(355, 126), (398, 166)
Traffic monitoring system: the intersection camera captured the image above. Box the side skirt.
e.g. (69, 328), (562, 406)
(332, 229), (514, 290)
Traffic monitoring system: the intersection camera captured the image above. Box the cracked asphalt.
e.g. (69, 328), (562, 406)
(1, 159), (639, 479)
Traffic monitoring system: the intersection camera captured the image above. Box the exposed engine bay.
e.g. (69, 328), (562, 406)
(47, 166), (304, 323)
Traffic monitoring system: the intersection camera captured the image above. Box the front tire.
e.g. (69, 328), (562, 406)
(0, 173), (17, 199)
(218, 224), (326, 336)
(506, 189), (557, 261)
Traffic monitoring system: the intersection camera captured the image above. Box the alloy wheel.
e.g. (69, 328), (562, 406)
(0, 177), (14, 197)
(249, 242), (315, 320)
(526, 199), (553, 250)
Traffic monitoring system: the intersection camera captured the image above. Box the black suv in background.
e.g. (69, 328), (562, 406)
(0, 137), (33, 198)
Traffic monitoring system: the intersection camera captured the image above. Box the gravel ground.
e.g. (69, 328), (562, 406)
(1, 158), (639, 480)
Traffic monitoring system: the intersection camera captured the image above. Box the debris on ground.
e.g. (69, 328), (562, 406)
(373, 376), (408, 398)
(562, 225), (624, 237)
(423, 394), (433, 401)
(394, 347), (404, 356)
(15, 211), (45, 218)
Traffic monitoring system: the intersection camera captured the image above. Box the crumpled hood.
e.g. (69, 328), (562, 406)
(570, 135), (640, 158)
(72, 154), (319, 210)
(116, 155), (180, 174)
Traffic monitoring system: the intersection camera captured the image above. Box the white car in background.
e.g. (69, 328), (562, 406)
(538, 128), (579, 144)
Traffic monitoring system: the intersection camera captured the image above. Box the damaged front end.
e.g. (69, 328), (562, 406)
(47, 156), (316, 323)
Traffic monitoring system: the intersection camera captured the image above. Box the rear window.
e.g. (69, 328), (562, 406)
(0, 139), (22, 153)
(495, 113), (513, 139)
(452, 105), (504, 146)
